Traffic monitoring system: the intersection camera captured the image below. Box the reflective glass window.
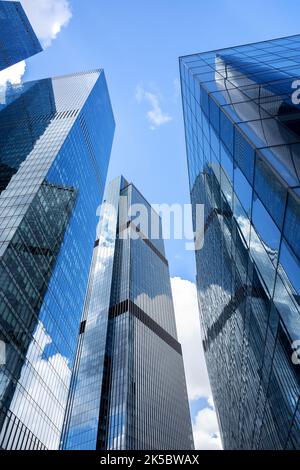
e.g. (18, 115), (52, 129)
(220, 110), (234, 153)
(279, 238), (300, 296)
(200, 85), (209, 116)
(254, 155), (287, 229)
(221, 143), (233, 182)
(234, 166), (252, 215)
(249, 226), (276, 296)
(252, 194), (281, 265)
(284, 191), (300, 257)
(209, 95), (220, 133)
(234, 129), (255, 184)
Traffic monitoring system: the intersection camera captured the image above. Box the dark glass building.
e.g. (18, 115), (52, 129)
(62, 176), (194, 450)
(180, 35), (300, 449)
(0, 1), (42, 71)
(0, 70), (115, 449)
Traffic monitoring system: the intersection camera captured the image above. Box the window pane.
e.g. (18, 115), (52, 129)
(249, 226), (276, 296)
(252, 194), (281, 266)
(220, 110), (234, 153)
(234, 129), (255, 184)
(254, 155), (287, 228)
(234, 166), (253, 215)
(284, 191), (300, 255)
(279, 239), (300, 298)
(221, 143), (233, 182)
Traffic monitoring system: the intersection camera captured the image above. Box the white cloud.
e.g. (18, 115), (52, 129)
(0, 60), (26, 87)
(171, 276), (223, 450)
(171, 276), (211, 400)
(193, 400), (222, 450)
(135, 85), (172, 129)
(20, 0), (72, 47)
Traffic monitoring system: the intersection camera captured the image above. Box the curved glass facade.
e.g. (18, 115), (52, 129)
(0, 1), (42, 71)
(62, 177), (194, 450)
(0, 70), (115, 449)
(180, 35), (300, 449)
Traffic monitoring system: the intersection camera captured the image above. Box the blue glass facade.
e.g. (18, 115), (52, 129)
(0, 70), (115, 449)
(0, 1), (42, 71)
(180, 35), (300, 449)
(62, 176), (194, 450)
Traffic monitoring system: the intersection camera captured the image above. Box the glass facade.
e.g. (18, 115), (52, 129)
(180, 35), (300, 449)
(0, 70), (115, 449)
(0, 1), (42, 71)
(62, 176), (194, 450)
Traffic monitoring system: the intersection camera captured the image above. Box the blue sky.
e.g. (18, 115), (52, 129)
(8, 0), (300, 449)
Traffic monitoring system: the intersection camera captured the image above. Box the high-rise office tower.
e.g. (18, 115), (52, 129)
(0, 70), (115, 449)
(62, 176), (194, 450)
(0, 1), (42, 71)
(180, 35), (300, 449)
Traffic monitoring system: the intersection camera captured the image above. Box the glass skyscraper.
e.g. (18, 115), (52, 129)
(0, 70), (115, 449)
(180, 35), (300, 449)
(62, 176), (194, 450)
(0, 1), (42, 71)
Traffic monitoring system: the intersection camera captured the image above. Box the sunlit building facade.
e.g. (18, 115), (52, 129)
(62, 176), (194, 450)
(0, 70), (115, 449)
(0, 1), (42, 71)
(180, 35), (300, 449)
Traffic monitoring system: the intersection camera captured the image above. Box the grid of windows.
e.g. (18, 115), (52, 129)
(62, 177), (194, 450)
(0, 1), (42, 71)
(180, 34), (300, 449)
(61, 177), (122, 450)
(0, 71), (115, 449)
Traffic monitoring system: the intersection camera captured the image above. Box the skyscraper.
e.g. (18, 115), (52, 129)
(0, 1), (42, 71)
(180, 35), (300, 449)
(0, 70), (115, 449)
(62, 176), (194, 450)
